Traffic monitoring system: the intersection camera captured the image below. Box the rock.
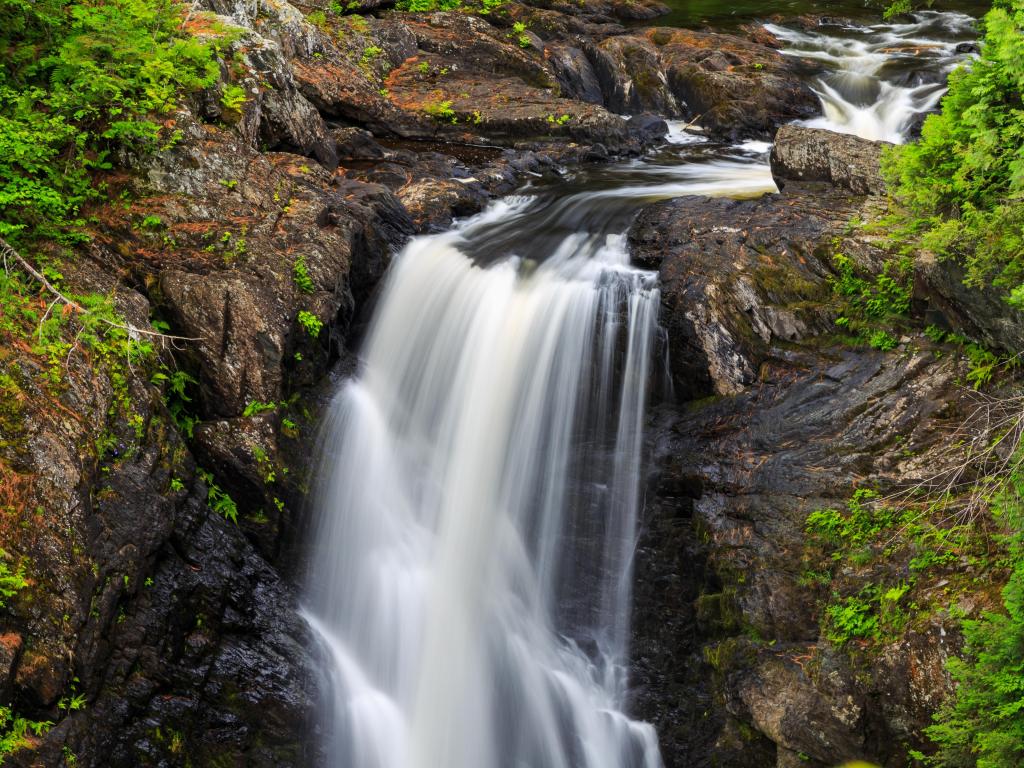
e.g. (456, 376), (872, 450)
(545, 43), (605, 105)
(770, 124), (889, 195)
(916, 253), (1024, 355)
(588, 36), (682, 116)
(161, 271), (290, 418)
(586, 27), (820, 140)
(628, 182), (884, 397)
(0, 633), (23, 699)
(634, 343), (968, 767)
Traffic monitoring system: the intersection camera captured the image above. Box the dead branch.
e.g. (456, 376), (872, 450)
(0, 236), (200, 345)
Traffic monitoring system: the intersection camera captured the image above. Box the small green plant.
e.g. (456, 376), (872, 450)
(243, 400), (278, 417)
(423, 98), (457, 123)
(218, 178), (238, 190)
(417, 61), (431, 75)
(199, 469), (238, 524)
(220, 83), (247, 113)
(359, 45), (383, 71)
(293, 255), (315, 293)
(297, 310), (323, 338)
(0, 551), (28, 610)
(868, 330), (898, 351)
(151, 367), (199, 439)
(510, 21), (530, 47)
(0, 706), (51, 758)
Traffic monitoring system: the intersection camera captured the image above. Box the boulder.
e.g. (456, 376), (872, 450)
(770, 124), (889, 195)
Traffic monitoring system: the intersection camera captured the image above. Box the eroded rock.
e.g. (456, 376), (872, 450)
(771, 124), (889, 195)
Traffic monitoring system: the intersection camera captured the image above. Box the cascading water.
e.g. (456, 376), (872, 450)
(301, 7), (976, 767)
(301, 144), (776, 768)
(768, 11), (977, 142)
(303, 206), (662, 768)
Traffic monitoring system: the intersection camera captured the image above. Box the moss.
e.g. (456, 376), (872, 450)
(696, 587), (744, 633)
(753, 262), (830, 305)
(703, 636), (757, 675)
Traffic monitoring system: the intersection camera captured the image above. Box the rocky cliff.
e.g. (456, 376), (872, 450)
(628, 128), (1024, 768)
(0, 0), (832, 765)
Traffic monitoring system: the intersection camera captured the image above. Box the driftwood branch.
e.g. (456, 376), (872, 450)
(0, 236), (199, 344)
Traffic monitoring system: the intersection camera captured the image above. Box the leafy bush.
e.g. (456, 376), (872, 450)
(0, 0), (222, 248)
(926, 476), (1024, 767)
(292, 255), (315, 293)
(883, 1), (1024, 305)
(297, 310), (323, 338)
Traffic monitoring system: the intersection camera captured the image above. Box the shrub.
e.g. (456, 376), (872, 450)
(926, 476), (1024, 767)
(0, 0), (222, 248)
(883, 1), (1024, 305)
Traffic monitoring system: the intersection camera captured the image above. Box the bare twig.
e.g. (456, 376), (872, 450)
(0, 236), (199, 345)
(878, 385), (1024, 542)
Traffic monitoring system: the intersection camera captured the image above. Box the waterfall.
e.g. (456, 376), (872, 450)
(303, 196), (663, 768)
(768, 10), (977, 143)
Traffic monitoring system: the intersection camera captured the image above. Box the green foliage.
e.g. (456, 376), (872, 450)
(826, 586), (881, 644)
(359, 45), (383, 71)
(395, 0), (463, 11)
(804, 489), (976, 648)
(869, 329), (899, 351)
(151, 366), (198, 438)
(297, 310), (323, 338)
(199, 469), (238, 524)
(926, 476), (1024, 767)
(0, 0), (222, 249)
(292, 255), (315, 293)
(0, 706), (51, 759)
(883, 1), (1024, 305)
(423, 97), (457, 123)
(511, 20), (530, 47)
(0, 549), (27, 610)
(831, 253), (912, 319)
(242, 400), (278, 417)
(219, 83), (247, 113)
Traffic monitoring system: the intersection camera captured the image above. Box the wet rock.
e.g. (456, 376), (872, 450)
(634, 344), (967, 768)
(587, 27), (820, 140)
(161, 271), (289, 418)
(588, 36), (682, 116)
(629, 183), (884, 397)
(771, 124), (889, 195)
(657, 28), (820, 140)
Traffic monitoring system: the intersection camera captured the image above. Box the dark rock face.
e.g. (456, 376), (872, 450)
(629, 183), (887, 398)
(634, 347), (966, 768)
(586, 27), (820, 140)
(628, 155), (994, 768)
(771, 124), (889, 195)
(916, 253), (1024, 355)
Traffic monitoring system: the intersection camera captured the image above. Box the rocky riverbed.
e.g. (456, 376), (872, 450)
(1, 0), (1021, 766)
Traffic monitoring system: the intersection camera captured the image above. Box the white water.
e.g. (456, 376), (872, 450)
(301, 9), (976, 768)
(304, 198), (666, 768)
(768, 11), (976, 142)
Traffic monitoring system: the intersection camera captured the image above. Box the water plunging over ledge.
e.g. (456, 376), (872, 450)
(301, 9), (975, 768)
